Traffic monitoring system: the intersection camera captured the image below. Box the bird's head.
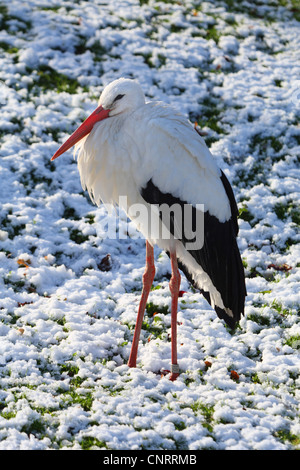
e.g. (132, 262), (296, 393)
(99, 77), (145, 116)
(51, 78), (145, 161)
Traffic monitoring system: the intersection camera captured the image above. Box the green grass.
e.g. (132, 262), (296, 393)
(205, 26), (221, 44)
(274, 429), (300, 447)
(62, 206), (80, 220)
(60, 364), (79, 377)
(146, 302), (169, 316)
(270, 300), (292, 316)
(278, 0), (300, 21)
(192, 97), (225, 135)
(3, 275), (25, 293)
(134, 51), (155, 68)
(284, 335), (300, 349)
(80, 436), (109, 450)
(67, 391), (93, 412)
(190, 402), (215, 433)
(0, 41), (19, 54)
(0, 5), (32, 32)
(38, 6), (61, 12)
(238, 204), (255, 224)
(69, 229), (89, 244)
(85, 214), (96, 225)
(142, 318), (165, 338)
(246, 313), (271, 326)
(26, 65), (84, 95)
(251, 373), (262, 384)
(274, 202), (300, 225)
(21, 419), (46, 437)
(75, 38), (107, 60)
(221, 0), (294, 21)
(249, 133), (283, 155)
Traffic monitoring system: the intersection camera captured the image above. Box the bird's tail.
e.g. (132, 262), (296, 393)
(176, 235), (246, 330)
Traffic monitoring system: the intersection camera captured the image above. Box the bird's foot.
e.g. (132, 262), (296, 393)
(127, 359), (136, 368)
(169, 372), (179, 381)
(160, 365), (180, 381)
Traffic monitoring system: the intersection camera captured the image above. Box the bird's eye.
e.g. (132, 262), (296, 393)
(113, 94), (125, 103)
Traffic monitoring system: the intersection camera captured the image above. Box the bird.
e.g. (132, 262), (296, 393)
(51, 77), (246, 381)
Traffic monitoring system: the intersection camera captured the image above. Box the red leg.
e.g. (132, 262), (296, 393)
(128, 240), (155, 368)
(169, 250), (181, 381)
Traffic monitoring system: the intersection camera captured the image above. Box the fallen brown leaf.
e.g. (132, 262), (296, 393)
(230, 370), (240, 381)
(267, 263), (292, 272)
(17, 258), (31, 268)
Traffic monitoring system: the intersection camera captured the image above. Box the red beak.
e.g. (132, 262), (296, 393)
(51, 105), (110, 161)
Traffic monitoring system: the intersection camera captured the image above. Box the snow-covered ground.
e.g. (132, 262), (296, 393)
(0, 0), (299, 450)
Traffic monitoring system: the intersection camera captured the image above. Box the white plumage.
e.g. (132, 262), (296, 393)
(77, 80), (230, 218)
(52, 77), (246, 380)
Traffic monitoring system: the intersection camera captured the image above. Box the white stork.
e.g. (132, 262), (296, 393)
(51, 78), (246, 381)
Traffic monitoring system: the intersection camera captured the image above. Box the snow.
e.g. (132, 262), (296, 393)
(0, 0), (299, 451)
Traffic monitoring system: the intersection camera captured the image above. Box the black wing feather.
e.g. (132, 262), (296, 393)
(140, 174), (246, 329)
